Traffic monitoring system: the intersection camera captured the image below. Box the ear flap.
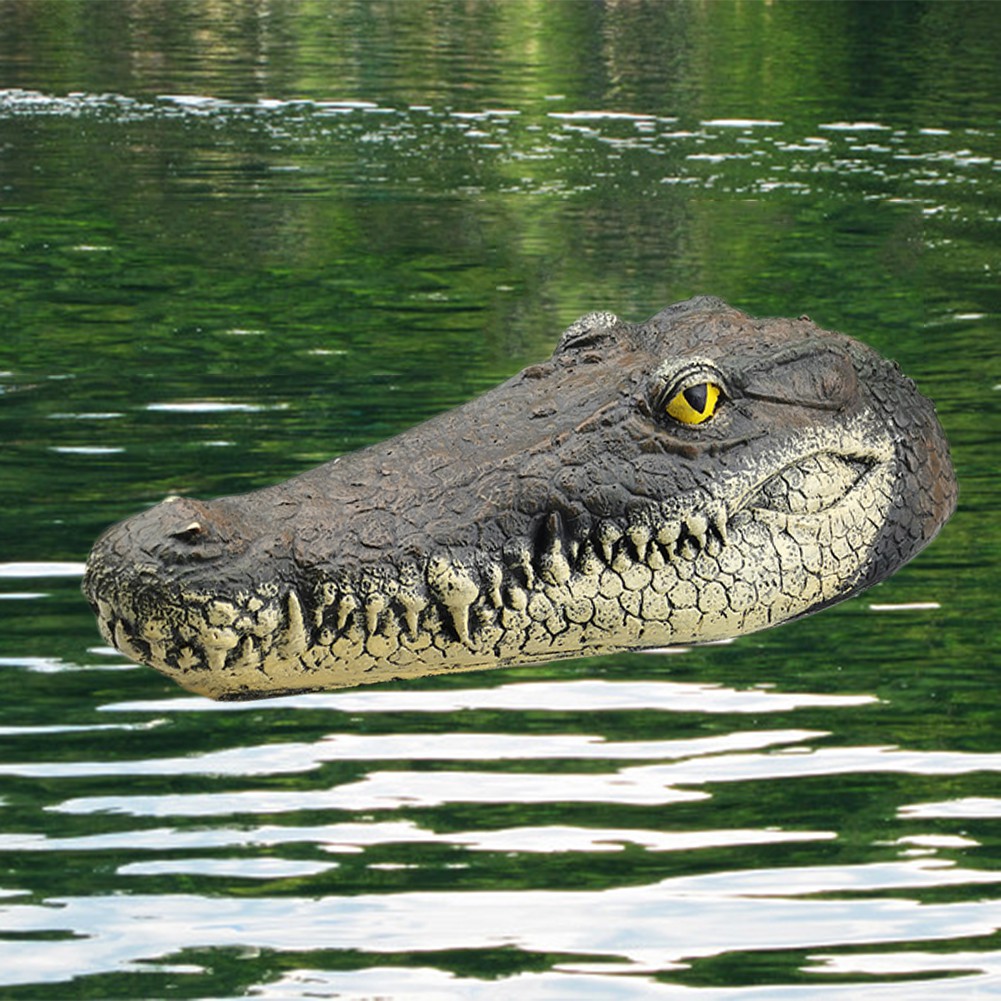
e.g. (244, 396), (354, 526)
(554, 311), (621, 355)
(736, 342), (858, 411)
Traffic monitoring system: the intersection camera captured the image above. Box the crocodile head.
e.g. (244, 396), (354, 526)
(82, 296), (957, 699)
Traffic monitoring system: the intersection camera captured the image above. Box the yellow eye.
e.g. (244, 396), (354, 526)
(665, 381), (720, 425)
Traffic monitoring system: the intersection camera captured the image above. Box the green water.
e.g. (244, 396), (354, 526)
(0, 2), (999, 997)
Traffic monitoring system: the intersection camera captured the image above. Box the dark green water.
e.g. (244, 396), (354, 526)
(0, 2), (999, 997)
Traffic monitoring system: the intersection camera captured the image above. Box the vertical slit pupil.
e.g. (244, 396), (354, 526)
(683, 383), (708, 414)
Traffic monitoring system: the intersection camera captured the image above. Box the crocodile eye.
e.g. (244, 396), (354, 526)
(665, 381), (721, 425)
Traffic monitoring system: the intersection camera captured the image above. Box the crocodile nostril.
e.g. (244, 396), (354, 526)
(170, 521), (205, 545)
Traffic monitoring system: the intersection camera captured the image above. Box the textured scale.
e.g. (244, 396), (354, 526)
(82, 297), (957, 699)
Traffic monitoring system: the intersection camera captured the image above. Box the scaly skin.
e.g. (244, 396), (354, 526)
(82, 297), (957, 699)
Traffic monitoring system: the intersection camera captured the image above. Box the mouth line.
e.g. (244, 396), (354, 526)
(739, 448), (889, 522)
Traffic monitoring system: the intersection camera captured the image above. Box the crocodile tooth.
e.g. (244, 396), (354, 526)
(503, 540), (535, 590)
(540, 513), (571, 585)
(287, 590), (307, 647)
(365, 592), (387, 635)
(656, 519), (681, 545)
(336, 592), (358, 632)
(627, 523), (651, 562)
(597, 521), (623, 564)
(177, 646), (201, 671)
(314, 582), (338, 627)
(539, 511), (564, 551)
(279, 590), (309, 656)
(397, 588), (428, 639)
(709, 504), (729, 546)
(485, 562), (504, 608)
(686, 513), (709, 549)
(253, 601), (282, 649)
(656, 520), (682, 559)
(543, 550), (572, 586)
(576, 539), (603, 576)
(396, 563), (429, 639)
(521, 550), (536, 590)
(203, 625), (239, 671)
(426, 556), (480, 646)
(543, 510), (565, 540)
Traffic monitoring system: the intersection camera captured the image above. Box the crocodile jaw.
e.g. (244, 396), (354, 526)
(83, 427), (897, 700)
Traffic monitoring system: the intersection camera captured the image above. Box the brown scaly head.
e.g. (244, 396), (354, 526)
(83, 297), (957, 699)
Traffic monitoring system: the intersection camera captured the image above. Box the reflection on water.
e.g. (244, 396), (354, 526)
(4, 88), (999, 221)
(5, 867), (1001, 989)
(0, 3), (1000, 997)
(2, 593), (1001, 996)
